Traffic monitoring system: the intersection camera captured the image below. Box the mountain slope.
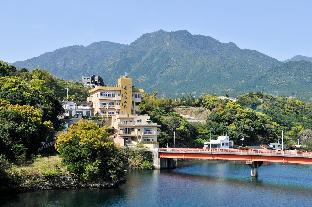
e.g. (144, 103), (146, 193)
(14, 41), (127, 80)
(12, 30), (311, 100)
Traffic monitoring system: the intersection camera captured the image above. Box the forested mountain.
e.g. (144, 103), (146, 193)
(13, 30), (312, 100)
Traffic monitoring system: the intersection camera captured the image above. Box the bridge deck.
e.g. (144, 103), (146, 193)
(158, 148), (312, 165)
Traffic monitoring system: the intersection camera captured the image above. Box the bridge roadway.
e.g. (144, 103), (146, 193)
(158, 148), (312, 165)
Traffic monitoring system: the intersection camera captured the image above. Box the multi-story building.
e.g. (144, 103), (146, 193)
(87, 75), (160, 148)
(112, 114), (160, 147)
(87, 75), (144, 117)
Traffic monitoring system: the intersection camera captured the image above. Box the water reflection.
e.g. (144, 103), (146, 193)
(2, 161), (312, 207)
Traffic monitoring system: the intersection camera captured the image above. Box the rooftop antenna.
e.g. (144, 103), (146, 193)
(124, 72), (128, 77)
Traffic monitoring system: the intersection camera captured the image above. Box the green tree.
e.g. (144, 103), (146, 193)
(0, 61), (17, 76)
(0, 101), (53, 162)
(55, 120), (127, 182)
(0, 75), (63, 129)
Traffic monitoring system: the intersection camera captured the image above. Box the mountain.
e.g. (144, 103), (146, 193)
(13, 30), (312, 100)
(286, 55), (312, 63)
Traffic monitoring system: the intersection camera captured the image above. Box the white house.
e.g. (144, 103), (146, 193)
(269, 143), (282, 150)
(204, 135), (234, 149)
(62, 101), (92, 118)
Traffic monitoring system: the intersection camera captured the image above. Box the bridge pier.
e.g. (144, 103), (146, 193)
(152, 149), (177, 169)
(246, 161), (263, 178)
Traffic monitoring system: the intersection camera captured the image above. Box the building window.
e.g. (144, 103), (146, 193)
(100, 92), (116, 97)
(144, 128), (153, 134)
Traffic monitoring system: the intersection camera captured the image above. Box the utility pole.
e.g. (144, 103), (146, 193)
(209, 131), (212, 150)
(66, 88), (69, 101)
(281, 130), (284, 151)
(173, 131), (176, 148)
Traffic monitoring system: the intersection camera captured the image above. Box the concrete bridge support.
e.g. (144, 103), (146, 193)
(152, 149), (177, 169)
(246, 161), (263, 178)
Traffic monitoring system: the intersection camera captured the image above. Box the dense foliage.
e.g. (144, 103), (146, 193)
(0, 61), (88, 162)
(140, 93), (198, 147)
(0, 101), (53, 162)
(13, 30), (312, 100)
(0, 62), (65, 162)
(55, 120), (127, 182)
(140, 92), (312, 147)
(125, 148), (153, 170)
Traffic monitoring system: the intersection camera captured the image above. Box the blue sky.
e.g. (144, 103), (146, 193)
(1, 0), (312, 62)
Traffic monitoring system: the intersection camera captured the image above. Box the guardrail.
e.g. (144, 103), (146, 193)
(159, 148), (312, 158)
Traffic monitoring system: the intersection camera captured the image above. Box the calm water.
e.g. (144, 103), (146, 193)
(2, 161), (312, 207)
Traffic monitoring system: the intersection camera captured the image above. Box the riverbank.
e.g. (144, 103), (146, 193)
(1, 148), (154, 193)
(1, 156), (124, 193)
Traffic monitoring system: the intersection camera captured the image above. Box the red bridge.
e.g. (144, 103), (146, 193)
(157, 148), (312, 177)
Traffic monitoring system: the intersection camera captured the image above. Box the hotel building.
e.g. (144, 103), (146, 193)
(87, 75), (160, 147)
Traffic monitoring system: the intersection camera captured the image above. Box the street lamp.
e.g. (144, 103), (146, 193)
(240, 137), (245, 147)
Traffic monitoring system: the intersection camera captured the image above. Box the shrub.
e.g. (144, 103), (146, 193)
(126, 148), (153, 170)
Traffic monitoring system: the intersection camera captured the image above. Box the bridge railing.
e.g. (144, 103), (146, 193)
(158, 148), (312, 158)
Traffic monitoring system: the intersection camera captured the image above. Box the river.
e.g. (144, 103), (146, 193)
(1, 161), (312, 207)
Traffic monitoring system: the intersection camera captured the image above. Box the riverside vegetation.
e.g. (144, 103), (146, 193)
(0, 60), (311, 193)
(0, 61), (152, 193)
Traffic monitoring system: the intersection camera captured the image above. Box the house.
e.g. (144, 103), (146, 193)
(203, 135), (234, 149)
(269, 143), (282, 150)
(62, 101), (77, 117)
(76, 102), (93, 117)
(62, 101), (92, 118)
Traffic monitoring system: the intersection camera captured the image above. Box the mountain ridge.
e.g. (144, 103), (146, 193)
(12, 30), (312, 100)
(286, 55), (312, 63)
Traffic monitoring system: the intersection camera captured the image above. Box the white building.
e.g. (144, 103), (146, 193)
(269, 143), (282, 150)
(204, 136), (234, 149)
(62, 101), (92, 118)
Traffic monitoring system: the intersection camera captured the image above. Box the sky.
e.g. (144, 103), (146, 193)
(1, 0), (312, 62)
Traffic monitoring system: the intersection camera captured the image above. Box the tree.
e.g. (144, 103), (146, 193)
(0, 100), (53, 162)
(299, 129), (312, 149)
(0, 76), (63, 130)
(0, 61), (17, 76)
(55, 120), (127, 182)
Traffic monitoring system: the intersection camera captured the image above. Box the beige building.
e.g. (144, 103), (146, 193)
(87, 75), (144, 117)
(112, 114), (160, 147)
(87, 75), (160, 148)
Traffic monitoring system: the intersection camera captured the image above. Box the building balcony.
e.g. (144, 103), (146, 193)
(118, 122), (160, 127)
(118, 131), (137, 136)
(98, 105), (117, 109)
(98, 96), (121, 100)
